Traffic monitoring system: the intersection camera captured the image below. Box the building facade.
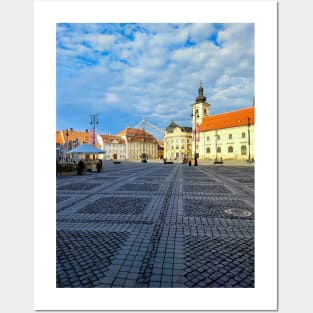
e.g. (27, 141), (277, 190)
(190, 84), (255, 161)
(157, 140), (164, 159)
(164, 121), (192, 161)
(117, 127), (158, 160)
(56, 128), (103, 160)
(199, 107), (255, 161)
(100, 135), (126, 160)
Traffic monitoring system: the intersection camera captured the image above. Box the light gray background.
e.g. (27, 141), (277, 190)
(1, 0), (312, 312)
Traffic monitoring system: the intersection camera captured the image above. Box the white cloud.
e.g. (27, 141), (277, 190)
(189, 23), (215, 42)
(84, 33), (116, 51)
(57, 23), (254, 133)
(105, 93), (119, 103)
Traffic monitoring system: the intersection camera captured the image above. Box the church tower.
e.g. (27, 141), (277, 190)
(191, 82), (210, 159)
(192, 81), (210, 127)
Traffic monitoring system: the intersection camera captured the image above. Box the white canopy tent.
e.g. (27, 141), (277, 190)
(66, 143), (105, 154)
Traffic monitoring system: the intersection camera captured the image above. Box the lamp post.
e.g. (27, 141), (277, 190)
(248, 117), (251, 163)
(89, 114), (98, 146)
(65, 129), (69, 161)
(90, 114), (98, 160)
(191, 109), (199, 166)
(215, 130), (218, 162)
(142, 127), (147, 162)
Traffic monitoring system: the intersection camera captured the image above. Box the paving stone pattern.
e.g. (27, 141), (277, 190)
(78, 197), (151, 215)
(57, 161), (254, 288)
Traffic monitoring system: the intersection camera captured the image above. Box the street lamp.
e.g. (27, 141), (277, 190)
(89, 114), (99, 146)
(65, 129), (69, 160)
(215, 130), (218, 162)
(191, 109), (199, 166)
(90, 114), (99, 161)
(248, 117), (251, 163)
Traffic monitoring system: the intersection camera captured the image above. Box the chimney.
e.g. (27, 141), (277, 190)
(70, 127), (73, 131)
(85, 129), (88, 132)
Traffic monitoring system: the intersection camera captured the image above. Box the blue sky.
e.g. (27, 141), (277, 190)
(57, 23), (254, 139)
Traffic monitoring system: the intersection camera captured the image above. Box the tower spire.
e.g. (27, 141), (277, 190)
(195, 81), (206, 103)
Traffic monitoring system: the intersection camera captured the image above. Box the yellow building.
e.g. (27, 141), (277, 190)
(164, 121), (192, 161)
(157, 140), (164, 159)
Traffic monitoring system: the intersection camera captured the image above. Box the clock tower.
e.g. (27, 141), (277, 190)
(192, 81), (210, 124)
(191, 82), (210, 162)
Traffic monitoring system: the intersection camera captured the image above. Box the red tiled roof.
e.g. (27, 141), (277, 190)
(117, 128), (158, 144)
(100, 134), (125, 144)
(199, 107), (255, 132)
(60, 129), (90, 145)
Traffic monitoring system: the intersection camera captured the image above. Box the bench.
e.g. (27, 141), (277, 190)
(164, 161), (173, 164)
(113, 161), (121, 164)
(213, 160), (223, 164)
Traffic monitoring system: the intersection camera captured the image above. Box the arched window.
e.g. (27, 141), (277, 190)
(206, 147), (210, 153)
(206, 136), (210, 141)
(217, 147), (221, 153)
(228, 134), (232, 140)
(241, 145), (247, 155)
(228, 146), (233, 153)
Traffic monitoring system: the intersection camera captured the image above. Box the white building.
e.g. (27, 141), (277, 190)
(191, 83), (255, 161)
(100, 134), (126, 160)
(117, 127), (158, 160)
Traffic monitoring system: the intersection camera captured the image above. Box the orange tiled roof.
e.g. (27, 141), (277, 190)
(56, 131), (65, 145)
(199, 107), (254, 132)
(61, 129), (90, 145)
(117, 127), (158, 144)
(101, 134), (125, 144)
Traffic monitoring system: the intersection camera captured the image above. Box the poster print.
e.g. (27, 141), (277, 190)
(34, 1), (277, 310)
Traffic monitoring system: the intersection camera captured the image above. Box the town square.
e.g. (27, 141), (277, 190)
(57, 160), (254, 288)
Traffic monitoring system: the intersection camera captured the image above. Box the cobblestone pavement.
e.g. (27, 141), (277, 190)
(56, 162), (254, 288)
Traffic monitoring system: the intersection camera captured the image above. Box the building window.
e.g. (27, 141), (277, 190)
(204, 108), (207, 115)
(242, 132), (246, 138)
(228, 146), (233, 153)
(229, 134), (232, 140)
(216, 135), (220, 140)
(206, 136), (210, 141)
(206, 147), (210, 153)
(217, 147), (221, 153)
(241, 145), (247, 155)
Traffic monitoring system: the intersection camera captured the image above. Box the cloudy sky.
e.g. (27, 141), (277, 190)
(56, 23), (254, 139)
